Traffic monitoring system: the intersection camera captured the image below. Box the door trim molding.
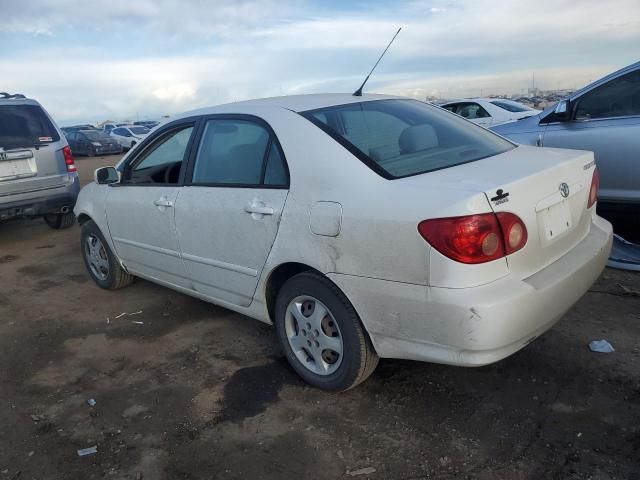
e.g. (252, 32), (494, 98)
(113, 237), (181, 258)
(182, 252), (259, 277)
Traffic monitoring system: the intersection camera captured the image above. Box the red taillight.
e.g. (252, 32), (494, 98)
(418, 212), (528, 264)
(587, 168), (599, 209)
(496, 212), (528, 255)
(62, 145), (76, 173)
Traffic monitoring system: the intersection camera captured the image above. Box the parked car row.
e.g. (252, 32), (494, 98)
(62, 124), (152, 156)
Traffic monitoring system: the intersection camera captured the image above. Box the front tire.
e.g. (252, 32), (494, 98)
(44, 212), (75, 229)
(275, 272), (378, 391)
(81, 220), (134, 290)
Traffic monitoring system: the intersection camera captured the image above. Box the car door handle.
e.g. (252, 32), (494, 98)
(153, 199), (174, 208)
(245, 203), (274, 215)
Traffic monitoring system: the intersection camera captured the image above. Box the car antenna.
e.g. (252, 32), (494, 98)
(353, 27), (402, 97)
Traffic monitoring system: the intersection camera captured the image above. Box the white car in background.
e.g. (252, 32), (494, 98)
(110, 125), (150, 150)
(441, 98), (540, 127)
(75, 93), (612, 391)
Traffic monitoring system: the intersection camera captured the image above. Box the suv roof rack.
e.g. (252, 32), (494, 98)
(0, 92), (27, 99)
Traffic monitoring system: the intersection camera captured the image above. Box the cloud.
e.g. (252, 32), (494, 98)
(1, 0), (638, 123)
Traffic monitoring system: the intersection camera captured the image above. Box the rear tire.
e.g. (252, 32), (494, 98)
(44, 212), (75, 229)
(274, 272), (378, 391)
(81, 220), (134, 290)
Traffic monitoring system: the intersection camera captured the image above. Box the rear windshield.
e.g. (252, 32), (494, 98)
(129, 126), (149, 135)
(490, 100), (532, 112)
(0, 104), (60, 149)
(301, 99), (515, 179)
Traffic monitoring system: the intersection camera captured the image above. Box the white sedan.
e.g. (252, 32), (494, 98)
(441, 98), (540, 126)
(109, 125), (149, 150)
(74, 93), (612, 391)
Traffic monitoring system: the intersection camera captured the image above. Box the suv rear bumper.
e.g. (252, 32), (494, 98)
(0, 175), (80, 221)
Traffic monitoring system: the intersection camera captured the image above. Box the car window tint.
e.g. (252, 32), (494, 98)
(575, 70), (640, 120)
(303, 99), (514, 179)
(126, 125), (194, 184)
(264, 143), (288, 185)
(0, 104), (60, 149)
(192, 119), (270, 185)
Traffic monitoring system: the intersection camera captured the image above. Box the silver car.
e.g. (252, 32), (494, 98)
(0, 93), (79, 228)
(492, 61), (640, 206)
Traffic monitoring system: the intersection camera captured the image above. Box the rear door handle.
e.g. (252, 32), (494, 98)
(245, 200), (274, 216)
(153, 199), (174, 208)
(245, 205), (274, 215)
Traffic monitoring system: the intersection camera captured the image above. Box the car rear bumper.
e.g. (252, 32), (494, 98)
(328, 215), (613, 366)
(0, 174), (80, 220)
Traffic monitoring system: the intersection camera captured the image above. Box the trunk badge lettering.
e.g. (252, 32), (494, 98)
(491, 189), (509, 205)
(559, 183), (570, 198)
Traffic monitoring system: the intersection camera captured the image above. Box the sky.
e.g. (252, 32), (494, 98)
(1, 0), (639, 125)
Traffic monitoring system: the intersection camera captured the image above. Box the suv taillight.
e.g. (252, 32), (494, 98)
(418, 212), (528, 264)
(587, 168), (599, 209)
(62, 145), (76, 173)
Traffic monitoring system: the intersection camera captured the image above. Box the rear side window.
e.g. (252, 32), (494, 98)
(0, 104), (60, 149)
(191, 119), (288, 187)
(302, 99), (514, 179)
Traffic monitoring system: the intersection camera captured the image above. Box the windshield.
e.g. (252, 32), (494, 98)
(83, 131), (109, 140)
(302, 99), (515, 179)
(490, 100), (532, 113)
(129, 126), (149, 135)
(0, 104), (60, 149)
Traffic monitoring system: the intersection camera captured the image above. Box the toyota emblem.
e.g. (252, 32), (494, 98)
(559, 182), (570, 198)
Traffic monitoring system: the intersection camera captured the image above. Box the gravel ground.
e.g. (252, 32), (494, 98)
(0, 154), (638, 480)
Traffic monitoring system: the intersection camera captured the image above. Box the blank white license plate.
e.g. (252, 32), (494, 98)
(541, 200), (572, 242)
(0, 159), (36, 180)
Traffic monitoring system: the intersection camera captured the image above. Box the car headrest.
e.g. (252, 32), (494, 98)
(399, 124), (438, 154)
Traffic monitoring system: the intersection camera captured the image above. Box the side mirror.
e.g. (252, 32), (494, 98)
(554, 100), (571, 121)
(94, 166), (119, 185)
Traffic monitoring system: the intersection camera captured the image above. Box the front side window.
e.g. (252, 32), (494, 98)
(191, 119), (288, 186)
(124, 125), (194, 185)
(574, 69), (640, 120)
(0, 104), (60, 149)
(303, 99), (514, 179)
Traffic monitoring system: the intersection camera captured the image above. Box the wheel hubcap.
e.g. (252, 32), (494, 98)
(285, 296), (343, 376)
(84, 235), (109, 281)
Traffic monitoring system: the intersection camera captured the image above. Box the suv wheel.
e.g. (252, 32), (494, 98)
(81, 220), (134, 289)
(44, 212), (75, 229)
(275, 272), (379, 391)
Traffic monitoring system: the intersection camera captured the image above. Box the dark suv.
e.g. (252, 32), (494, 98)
(0, 93), (79, 229)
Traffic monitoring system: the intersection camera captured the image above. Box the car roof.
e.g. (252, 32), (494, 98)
(0, 96), (42, 107)
(172, 93), (403, 120)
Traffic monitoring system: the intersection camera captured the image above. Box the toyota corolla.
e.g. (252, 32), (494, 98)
(74, 94), (613, 391)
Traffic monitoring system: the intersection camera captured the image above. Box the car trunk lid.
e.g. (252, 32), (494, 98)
(413, 145), (596, 278)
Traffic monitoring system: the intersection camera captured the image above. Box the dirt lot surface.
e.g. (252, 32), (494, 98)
(1, 154), (639, 480)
